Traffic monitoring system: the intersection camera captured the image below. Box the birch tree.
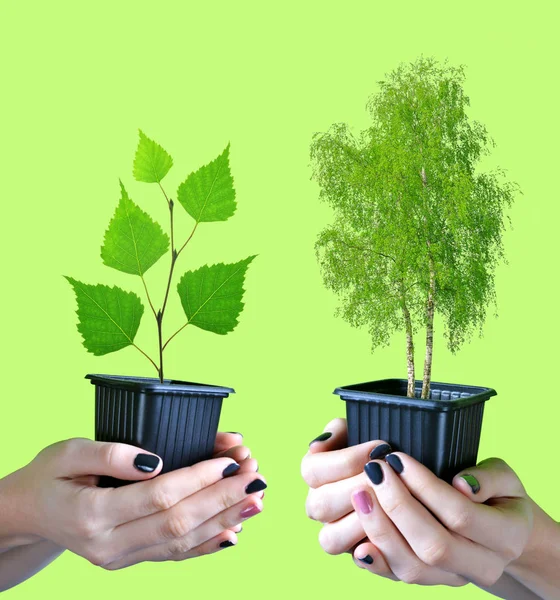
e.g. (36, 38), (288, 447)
(311, 57), (518, 398)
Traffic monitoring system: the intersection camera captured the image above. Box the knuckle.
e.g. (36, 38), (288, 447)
(84, 546), (111, 568)
(318, 527), (343, 555)
(168, 538), (193, 557)
(398, 563), (425, 585)
(149, 485), (176, 512)
(98, 443), (119, 469)
(76, 517), (99, 540)
(446, 507), (471, 534)
(501, 539), (524, 562)
(383, 495), (406, 520)
(162, 513), (193, 539)
(419, 538), (450, 568)
(478, 565), (504, 588)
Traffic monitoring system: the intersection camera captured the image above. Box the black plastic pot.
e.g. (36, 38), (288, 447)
(87, 374), (234, 487)
(335, 379), (496, 483)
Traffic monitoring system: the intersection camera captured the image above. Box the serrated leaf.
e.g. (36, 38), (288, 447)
(101, 181), (169, 276)
(133, 130), (173, 183)
(177, 256), (255, 334)
(65, 277), (144, 355)
(177, 144), (236, 222)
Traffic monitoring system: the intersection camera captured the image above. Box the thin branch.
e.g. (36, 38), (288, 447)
(163, 322), (188, 351)
(132, 343), (159, 373)
(177, 220), (199, 257)
(140, 275), (158, 319)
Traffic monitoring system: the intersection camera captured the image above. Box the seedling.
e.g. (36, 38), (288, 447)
(311, 57), (518, 398)
(67, 131), (255, 383)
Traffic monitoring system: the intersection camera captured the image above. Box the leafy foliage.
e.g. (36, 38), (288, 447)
(311, 57), (518, 380)
(67, 131), (255, 380)
(177, 256), (256, 334)
(177, 144), (236, 222)
(101, 181), (169, 276)
(65, 277), (144, 355)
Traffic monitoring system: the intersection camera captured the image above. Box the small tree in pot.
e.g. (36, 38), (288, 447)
(66, 131), (255, 484)
(311, 57), (518, 480)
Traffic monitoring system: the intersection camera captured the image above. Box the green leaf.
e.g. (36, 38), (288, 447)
(101, 181), (169, 276)
(65, 277), (144, 355)
(133, 130), (173, 183)
(177, 144), (236, 222)
(177, 256), (255, 334)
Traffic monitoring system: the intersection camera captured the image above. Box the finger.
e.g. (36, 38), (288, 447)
(307, 418), (348, 453)
(42, 438), (162, 481)
(237, 457), (259, 474)
(214, 444), (251, 461)
(352, 541), (398, 580)
(388, 452), (529, 556)
(453, 458), (525, 502)
(364, 460), (504, 588)
(105, 529), (239, 569)
(306, 472), (369, 523)
(214, 432), (243, 454)
(109, 473), (267, 555)
(351, 485), (468, 587)
(302, 438), (391, 489)
(99, 456), (243, 526)
(318, 511), (366, 555)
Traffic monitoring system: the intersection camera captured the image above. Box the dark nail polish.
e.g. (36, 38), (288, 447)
(364, 461), (384, 485)
(222, 462), (241, 478)
(219, 540), (235, 548)
(461, 474), (480, 494)
(359, 555), (374, 565)
(386, 453), (404, 474)
(369, 443), (392, 460)
(134, 454), (160, 473)
(309, 432), (332, 445)
(245, 479), (267, 494)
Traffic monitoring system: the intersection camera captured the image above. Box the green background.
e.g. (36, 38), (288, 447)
(0, 1), (558, 598)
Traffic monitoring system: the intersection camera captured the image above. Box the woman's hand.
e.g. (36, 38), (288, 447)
(301, 418), (560, 597)
(0, 432), (266, 577)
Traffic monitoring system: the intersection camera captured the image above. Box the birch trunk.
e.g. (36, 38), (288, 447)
(401, 297), (415, 397)
(421, 255), (436, 399)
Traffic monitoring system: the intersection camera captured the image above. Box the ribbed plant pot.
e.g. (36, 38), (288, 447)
(87, 374), (234, 487)
(335, 379), (496, 483)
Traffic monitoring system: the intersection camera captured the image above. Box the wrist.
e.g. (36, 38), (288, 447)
(0, 472), (42, 549)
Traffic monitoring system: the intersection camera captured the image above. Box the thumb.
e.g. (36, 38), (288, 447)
(452, 457), (525, 503)
(43, 438), (163, 481)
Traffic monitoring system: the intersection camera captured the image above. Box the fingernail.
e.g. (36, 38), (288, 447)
(353, 490), (373, 515)
(364, 461), (384, 485)
(219, 540), (235, 548)
(461, 474), (480, 494)
(359, 555), (374, 565)
(240, 504), (262, 519)
(386, 453), (404, 474)
(222, 462), (241, 478)
(309, 432), (332, 445)
(369, 443), (392, 460)
(226, 432), (242, 436)
(245, 479), (267, 494)
(134, 454), (160, 473)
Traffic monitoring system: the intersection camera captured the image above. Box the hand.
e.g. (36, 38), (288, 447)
(0, 432), (266, 571)
(301, 418), (534, 588)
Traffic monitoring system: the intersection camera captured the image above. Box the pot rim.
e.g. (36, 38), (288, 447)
(86, 374), (235, 396)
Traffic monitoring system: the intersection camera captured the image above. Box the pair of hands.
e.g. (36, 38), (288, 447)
(301, 418), (534, 589)
(0, 432), (266, 571)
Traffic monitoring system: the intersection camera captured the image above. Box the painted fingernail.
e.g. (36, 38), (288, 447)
(359, 555), (374, 565)
(353, 490), (373, 515)
(386, 453), (404, 474)
(219, 540), (235, 548)
(369, 443), (392, 460)
(364, 461), (384, 485)
(134, 454), (160, 473)
(461, 474), (480, 494)
(309, 432), (332, 445)
(222, 462), (241, 478)
(240, 504), (262, 519)
(245, 479), (267, 494)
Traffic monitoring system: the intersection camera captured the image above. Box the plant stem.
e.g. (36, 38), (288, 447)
(132, 343), (159, 374)
(162, 322), (188, 351)
(141, 275), (158, 319)
(421, 253), (436, 399)
(400, 292), (415, 398)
